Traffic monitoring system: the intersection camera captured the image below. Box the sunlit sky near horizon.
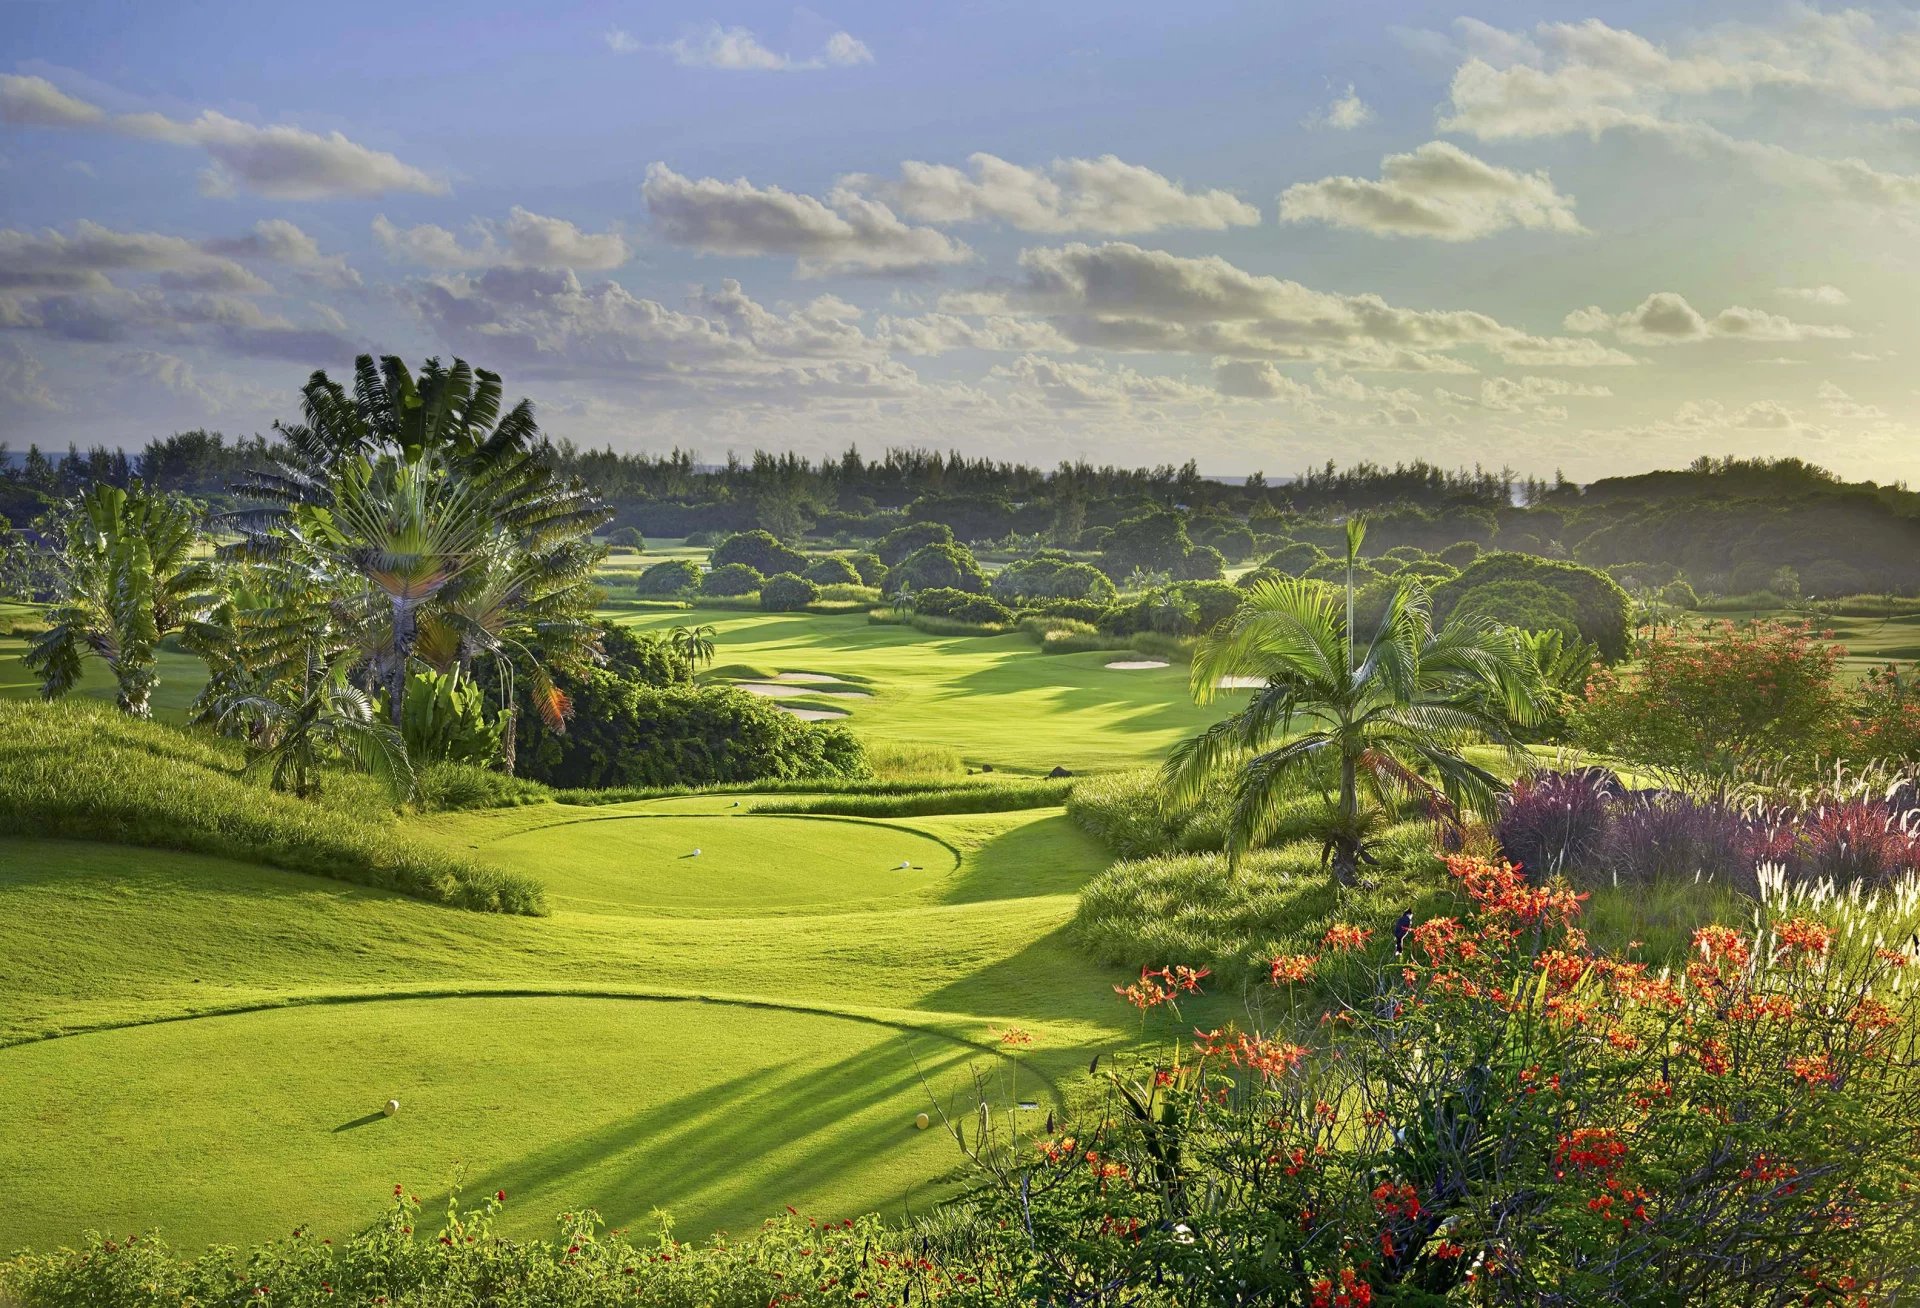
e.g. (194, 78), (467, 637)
(2, 2), (1917, 481)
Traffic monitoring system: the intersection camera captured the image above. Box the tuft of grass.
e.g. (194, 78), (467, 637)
(0, 700), (545, 914)
(412, 762), (554, 812)
(864, 738), (966, 780)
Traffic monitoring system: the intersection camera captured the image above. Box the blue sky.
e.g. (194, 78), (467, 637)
(1, 2), (1914, 478)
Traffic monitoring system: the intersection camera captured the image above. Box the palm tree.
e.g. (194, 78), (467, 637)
(1166, 574), (1546, 885)
(216, 648), (411, 799)
(225, 354), (610, 733)
(25, 482), (218, 718)
(668, 623), (718, 670)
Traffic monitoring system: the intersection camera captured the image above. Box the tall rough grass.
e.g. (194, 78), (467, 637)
(0, 700), (545, 914)
(755, 778), (1072, 817)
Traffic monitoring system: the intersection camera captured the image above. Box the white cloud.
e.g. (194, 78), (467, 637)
(1280, 140), (1583, 241)
(0, 220), (268, 294)
(843, 152), (1259, 234)
(609, 23), (875, 71)
(875, 312), (1075, 355)
(203, 219), (361, 287)
(1435, 15), (1920, 214)
(0, 340), (59, 410)
(1437, 374), (1612, 413)
(0, 73), (444, 199)
(1565, 291), (1853, 344)
(1214, 359), (1316, 400)
(963, 240), (1636, 369)
(1312, 85), (1373, 130)
(1817, 380), (1887, 419)
(642, 163), (972, 277)
(991, 354), (1213, 408)
(372, 208), (630, 270)
(1777, 284), (1850, 306)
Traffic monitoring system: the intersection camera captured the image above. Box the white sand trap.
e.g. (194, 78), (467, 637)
(1216, 675), (1265, 689)
(1105, 659), (1170, 670)
(736, 682), (871, 699)
(781, 706), (849, 721)
(775, 672), (843, 684)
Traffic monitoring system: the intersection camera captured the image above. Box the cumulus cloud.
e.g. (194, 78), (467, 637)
(991, 354), (1213, 408)
(1817, 380), (1887, 419)
(959, 240), (1636, 370)
(1565, 291), (1853, 345)
(0, 340), (59, 410)
(842, 152), (1259, 234)
(1280, 140), (1583, 240)
(874, 312), (1076, 355)
(1437, 374), (1612, 415)
(372, 208), (630, 270)
(1777, 284), (1850, 306)
(0, 220), (268, 294)
(202, 219), (360, 287)
(642, 163), (971, 277)
(1213, 359), (1316, 400)
(607, 23), (874, 70)
(0, 73), (444, 199)
(1434, 15), (1920, 213)
(1311, 85), (1373, 130)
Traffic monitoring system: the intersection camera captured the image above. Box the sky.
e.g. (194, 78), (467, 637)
(0, 1), (1916, 481)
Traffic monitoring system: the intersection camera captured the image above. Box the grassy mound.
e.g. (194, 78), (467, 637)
(0, 701), (544, 914)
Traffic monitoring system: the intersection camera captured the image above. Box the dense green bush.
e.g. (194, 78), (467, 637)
(1264, 541), (1331, 573)
(847, 551), (887, 586)
(990, 554), (1117, 605)
(635, 558), (701, 595)
(913, 587), (1013, 624)
(886, 542), (988, 594)
(412, 761), (552, 811)
(1436, 539), (1481, 567)
(875, 520), (953, 566)
(759, 572), (819, 611)
(710, 529), (806, 577)
(1197, 522), (1256, 561)
(1448, 578), (1583, 640)
(1103, 510), (1192, 575)
(608, 526), (646, 551)
(0, 700), (544, 913)
(1170, 543), (1227, 581)
(700, 561), (764, 597)
(1172, 579), (1241, 629)
(1015, 597), (1111, 624)
(802, 555), (861, 586)
(1436, 552), (1633, 660)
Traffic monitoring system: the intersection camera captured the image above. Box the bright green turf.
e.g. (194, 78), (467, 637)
(0, 805), (1219, 1251)
(0, 995), (1022, 1249)
(616, 606), (1221, 772)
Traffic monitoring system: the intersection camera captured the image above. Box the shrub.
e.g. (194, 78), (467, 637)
(700, 561), (764, 597)
(803, 555), (861, 586)
(848, 551), (888, 586)
(1601, 791), (1756, 893)
(1494, 769), (1614, 879)
(1104, 510), (1192, 575)
(1264, 541), (1329, 573)
(608, 526), (646, 551)
(413, 761), (551, 811)
(0, 700), (543, 914)
(913, 587), (1012, 625)
(759, 572), (819, 611)
(520, 678), (866, 789)
(710, 529), (806, 577)
(1660, 578), (1699, 608)
(1171, 543), (1227, 581)
(1015, 597), (1111, 624)
(681, 528), (722, 547)
(1172, 579), (1241, 630)
(1449, 578), (1582, 640)
(1578, 621), (1846, 787)
(875, 520), (953, 566)
(635, 558), (701, 595)
(886, 541), (988, 594)
(990, 556), (1117, 605)
(1436, 553), (1634, 660)
(1030, 857), (1920, 1303)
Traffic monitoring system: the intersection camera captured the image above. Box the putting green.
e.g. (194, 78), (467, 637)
(470, 811), (958, 916)
(0, 995), (1033, 1250)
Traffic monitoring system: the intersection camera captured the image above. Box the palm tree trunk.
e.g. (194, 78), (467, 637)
(387, 597), (417, 724)
(1334, 752), (1359, 886)
(500, 706), (518, 776)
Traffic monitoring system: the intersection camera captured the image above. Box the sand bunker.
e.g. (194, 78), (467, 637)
(1105, 659), (1170, 670)
(736, 682), (870, 699)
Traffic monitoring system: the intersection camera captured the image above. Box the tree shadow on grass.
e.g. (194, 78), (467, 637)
(481, 1030), (995, 1236)
(939, 815), (1109, 904)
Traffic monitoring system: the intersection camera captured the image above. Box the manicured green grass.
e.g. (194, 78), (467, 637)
(0, 799), (1224, 1251)
(618, 606), (1224, 773)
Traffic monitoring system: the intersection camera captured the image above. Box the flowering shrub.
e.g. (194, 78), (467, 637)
(1494, 769), (1614, 878)
(1848, 663), (1920, 764)
(1578, 621), (1846, 787)
(963, 856), (1920, 1304)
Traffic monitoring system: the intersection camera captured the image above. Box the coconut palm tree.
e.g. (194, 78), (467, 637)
(25, 481), (218, 718)
(668, 623), (718, 670)
(216, 647), (411, 799)
(1165, 573), (1547, 885)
